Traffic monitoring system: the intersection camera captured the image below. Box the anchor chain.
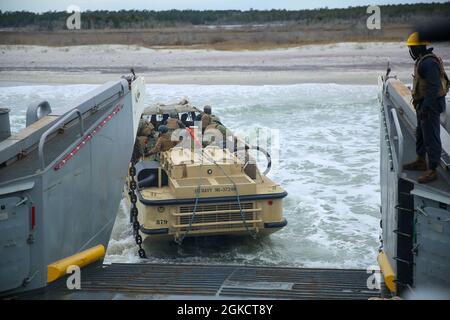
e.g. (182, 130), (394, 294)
(128, 154), (147, 259)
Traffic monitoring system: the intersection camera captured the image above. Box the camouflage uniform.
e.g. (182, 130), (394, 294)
(201, 114), (212, 132)
(412, 50), (449, 171)
(148, 133), (178, 155)
(136, 119), (155, 157)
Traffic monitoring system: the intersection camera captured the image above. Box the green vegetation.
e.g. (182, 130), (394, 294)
(0, 3), (449, 30)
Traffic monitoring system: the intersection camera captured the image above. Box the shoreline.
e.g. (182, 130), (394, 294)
(0, 70), (409, 86)
(1, 42), (449, 85)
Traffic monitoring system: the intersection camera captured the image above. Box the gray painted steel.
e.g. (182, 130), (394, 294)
(0, 80), (128, 167)
(379, 86), (400, 279)
(0, 108), (11, 142)
(0, 76), (146, 295)
(414, 200), (450, 293)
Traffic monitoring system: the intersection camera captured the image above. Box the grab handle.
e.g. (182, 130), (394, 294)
(390, 108), (404, 173)
(38, 109), (84, 170)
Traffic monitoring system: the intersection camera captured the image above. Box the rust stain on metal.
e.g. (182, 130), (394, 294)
(7, 115), (58, 141)
(392, 80), (411, 98)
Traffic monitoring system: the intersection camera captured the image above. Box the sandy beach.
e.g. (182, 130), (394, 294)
(1, 42), (450, 85)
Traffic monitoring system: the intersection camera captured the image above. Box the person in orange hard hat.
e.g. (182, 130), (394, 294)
(402, 32), (449, 183)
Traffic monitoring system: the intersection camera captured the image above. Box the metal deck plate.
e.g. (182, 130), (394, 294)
(15, 263), (380, 300)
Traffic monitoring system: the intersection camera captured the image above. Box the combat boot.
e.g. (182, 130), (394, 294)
(403, 156), (427, 171)
(418, 170), (438, 184)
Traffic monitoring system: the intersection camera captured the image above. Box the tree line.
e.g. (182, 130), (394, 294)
(0, 3), (449, 31)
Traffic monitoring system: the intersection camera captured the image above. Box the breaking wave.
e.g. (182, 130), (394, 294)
(1, 83), (380, 269)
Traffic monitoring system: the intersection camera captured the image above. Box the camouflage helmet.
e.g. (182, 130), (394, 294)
(169, 111), (178, 119)
(141, 122), (154, 136)
(158, 125), (168, 134)
(203, 105), (212, 115)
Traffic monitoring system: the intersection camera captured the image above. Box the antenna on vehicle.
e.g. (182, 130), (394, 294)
(385, 61), (391, 79)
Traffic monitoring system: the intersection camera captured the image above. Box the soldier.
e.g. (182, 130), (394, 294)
(147, 125), (178, 156)
(136, 117), (155, 157)
(203, 115), (228, 148)
(402, 32), (449, 183)
(137, 117), (153, 136)
(201, 105), (213, 133)
(166, 111), (181, 133)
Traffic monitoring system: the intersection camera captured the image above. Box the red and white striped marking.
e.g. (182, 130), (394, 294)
(53, 104), (123, 171)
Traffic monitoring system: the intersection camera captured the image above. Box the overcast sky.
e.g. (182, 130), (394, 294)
(0, 0), (444, 12)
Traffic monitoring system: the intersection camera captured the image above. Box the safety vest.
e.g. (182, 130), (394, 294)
(412, 53), (449, 101)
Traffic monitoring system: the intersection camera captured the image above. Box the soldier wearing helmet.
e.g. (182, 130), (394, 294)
(136, 117), (155, 157)
(166, 111), (181, 132)
(402, 32), (449, 183)
(147, 125), (178, 156)
(203, 115), (228, 148)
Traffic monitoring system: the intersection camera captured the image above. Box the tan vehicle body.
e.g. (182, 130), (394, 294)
(126, 102), (287, 242)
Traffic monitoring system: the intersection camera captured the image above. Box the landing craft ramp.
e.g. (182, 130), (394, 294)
(379, 76), (450, 297)
(15, 263), (379, 300)
(0, 76), (146, 295)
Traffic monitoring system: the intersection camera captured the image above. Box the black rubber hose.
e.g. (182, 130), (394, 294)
(234, 145), (272, 175)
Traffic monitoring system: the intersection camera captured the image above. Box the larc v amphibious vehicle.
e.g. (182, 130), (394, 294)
(125, 102), (288, 245)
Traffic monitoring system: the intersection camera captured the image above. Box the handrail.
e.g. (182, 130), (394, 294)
(38, 109), (84, 170)
(381, 105), (394, 171)
(390, 108), (404, 173)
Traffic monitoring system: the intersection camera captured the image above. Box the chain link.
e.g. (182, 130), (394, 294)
(128, 150), (147, 259)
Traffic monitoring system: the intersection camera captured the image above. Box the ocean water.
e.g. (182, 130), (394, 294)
(0, 83), (380, 269)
